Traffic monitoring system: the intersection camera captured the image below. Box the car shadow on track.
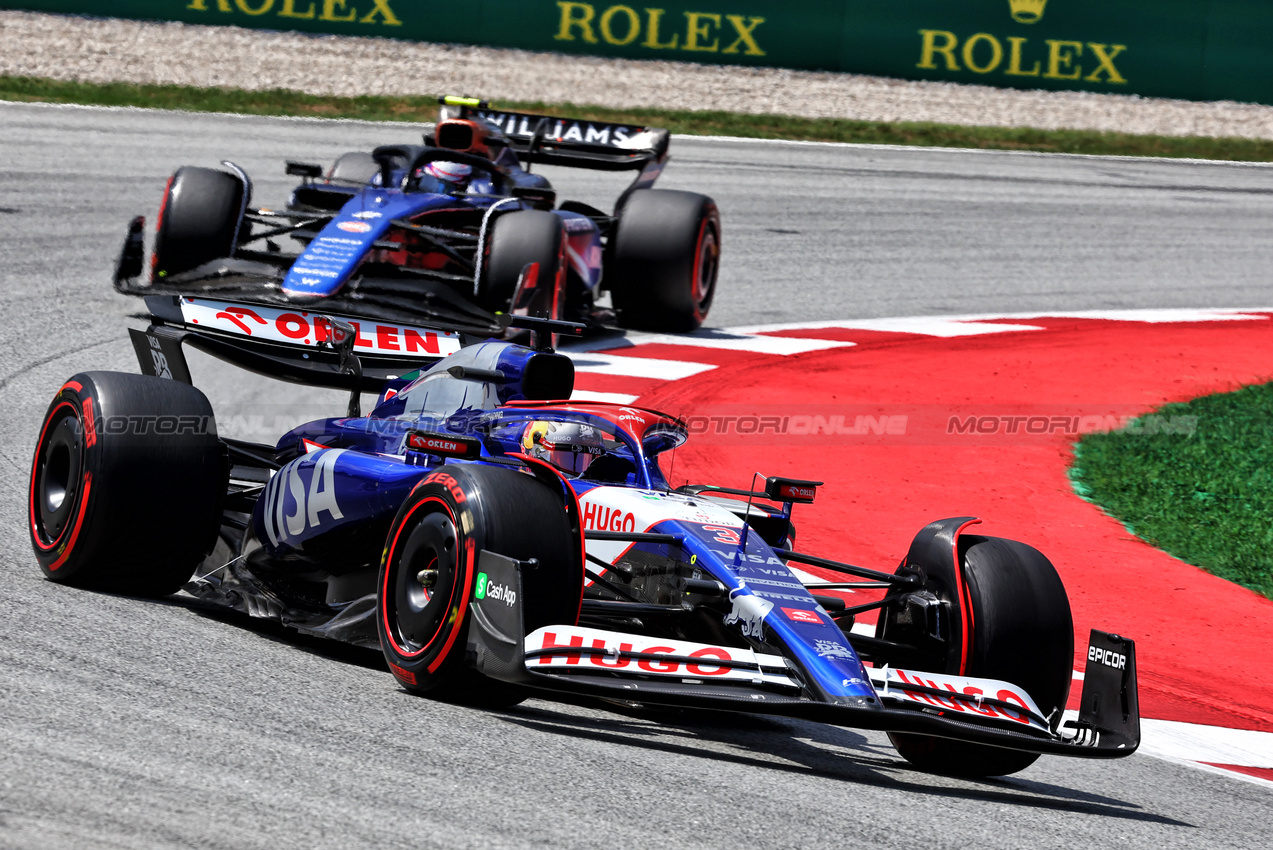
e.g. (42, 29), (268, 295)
(171, 596), (389, 672)
(158, 592), (1189, 828)
(496, 699), (1192, 827)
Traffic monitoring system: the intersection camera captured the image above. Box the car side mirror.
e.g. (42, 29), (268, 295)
(286, 161), (324, 179)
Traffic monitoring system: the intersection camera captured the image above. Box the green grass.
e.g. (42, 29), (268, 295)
(1069, 382), (1273, 599)
(5, 74), (1273, 161)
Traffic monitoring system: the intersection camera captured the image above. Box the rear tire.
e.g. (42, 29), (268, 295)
(152, 166), (244, 279)
(478, 210), (566, 320)
(878, 534), (1074, 777)
(377, 464), (582, 707)
(28, 372), (225, 596)
(609, 189), (720, 332)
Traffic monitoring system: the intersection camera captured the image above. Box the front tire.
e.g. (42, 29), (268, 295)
(152, 166), (244, 279)
(478, 209), (566, 321)
(28, 372), (225, 596)
(377, 463), (582, 706)
(608, 189), (720, 332)
(878, 533), (1074, 777)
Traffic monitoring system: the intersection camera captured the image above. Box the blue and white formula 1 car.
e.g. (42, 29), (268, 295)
(113, 97), (720, 335)
(28, 310), (1139, 779)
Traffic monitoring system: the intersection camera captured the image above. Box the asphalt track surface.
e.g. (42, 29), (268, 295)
(2, 102), (1272, 849)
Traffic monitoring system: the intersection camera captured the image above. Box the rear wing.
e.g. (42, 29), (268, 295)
(440, 97), (670, 173)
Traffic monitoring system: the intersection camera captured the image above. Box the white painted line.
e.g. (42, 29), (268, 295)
(733, 307), (1273, 336)
(565, 352), (716, 380)
(1138, 718), (1273, 768)
(678, 134), (1273, 169)
(789, 566), (827, 586)
(733, 318), (1043, 337)
(566, 330), (855, 356)
(570, 389), (639, 405)
(1161, 759), (1273, 789)
(1050, 308), (1273, 324)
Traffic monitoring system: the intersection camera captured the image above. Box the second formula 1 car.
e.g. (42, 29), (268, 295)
(114, 97), (720, 336)
(28, 295), (1140, 779)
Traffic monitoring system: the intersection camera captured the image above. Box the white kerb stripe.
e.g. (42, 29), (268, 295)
(1138, 718), (1273, 768)
(733, 307), (1273, 335)
(566, 352), (716, 380)
(570, 389), (640, 404)
(566, 330), (855, 356)
(735, 318), (1045, 338)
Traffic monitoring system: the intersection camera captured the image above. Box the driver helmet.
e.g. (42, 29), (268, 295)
(521, 420), (606, 476)
(419, 160), (472, 193)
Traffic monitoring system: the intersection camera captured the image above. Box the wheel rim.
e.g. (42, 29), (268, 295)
(387, 509), (458, 656)
(691, 221), (720, 317)
(33, 407), (83, 548)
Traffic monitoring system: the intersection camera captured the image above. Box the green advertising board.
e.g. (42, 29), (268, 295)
(4, 1), (1273, 106)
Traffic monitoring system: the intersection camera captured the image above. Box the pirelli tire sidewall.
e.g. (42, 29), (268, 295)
(28, 372), (225, 596)
(609, 189), (720, 333)
(152, 165), (244, 280)
(883, 534), (1074, 778)
(376, 463), (580, 698)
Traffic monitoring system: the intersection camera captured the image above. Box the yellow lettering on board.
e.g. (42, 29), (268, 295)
(320, 0), (356, 22)
(917, 30), (960, 71)
(360, 0), (402, 26)
(1005, 36), (1040, 76)
(722, 15), (764, 55)
(279, 0), (316, 18)
(683, 12), (721, 52)
(1044, 40), (1083, 79)
(961, 33), (1003, 74)
(642, 8), (679, 49)
(555, 2), (598, 43)
(1085, 43), (1127, 83)
(600, 5), (640, 45)
(235, 0), (274, 14)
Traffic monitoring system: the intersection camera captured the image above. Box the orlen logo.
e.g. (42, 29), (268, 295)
(406, 432), (481, 458)
(778, 485), (815, 501)
(782, 607), (823, 625)
(337, 220), (373, 234)
(1089, 645), (1127, 670)
(475, 572), (516, 607)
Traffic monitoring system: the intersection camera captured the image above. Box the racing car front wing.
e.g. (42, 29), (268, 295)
(465, 551), (1139, 760)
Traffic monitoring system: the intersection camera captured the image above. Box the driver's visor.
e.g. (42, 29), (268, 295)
(541, 439), (605, 475)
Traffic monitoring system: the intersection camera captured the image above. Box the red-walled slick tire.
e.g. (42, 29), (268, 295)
(29, 372), (225, 597)
(609, 189), (720, 332)
(377, 463), (582, 707)
(151, 166), (244, 280)
(877, 531), (1074, 777)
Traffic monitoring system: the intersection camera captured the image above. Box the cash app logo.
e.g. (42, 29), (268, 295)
(475, 572), (488, 600)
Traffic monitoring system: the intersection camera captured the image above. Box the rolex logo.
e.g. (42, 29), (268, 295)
(1009, 0), (1048, 24)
